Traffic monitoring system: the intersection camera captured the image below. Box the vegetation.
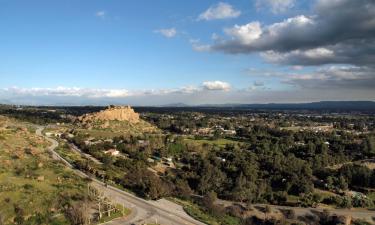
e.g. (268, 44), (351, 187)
(2, 105), (375, 224)
(0, 117), (87, 224)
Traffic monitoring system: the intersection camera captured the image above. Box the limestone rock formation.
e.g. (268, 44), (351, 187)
(78, 105), (140, 124)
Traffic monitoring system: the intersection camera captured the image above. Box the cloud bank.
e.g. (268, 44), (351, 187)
(205, 0), (375, 68)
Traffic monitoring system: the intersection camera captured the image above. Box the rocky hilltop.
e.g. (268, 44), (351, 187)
(78, 105), (140, 124)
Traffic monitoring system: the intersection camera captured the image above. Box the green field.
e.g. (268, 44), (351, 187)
(169, 198), (240, 225)
(184, 137), (243, 148)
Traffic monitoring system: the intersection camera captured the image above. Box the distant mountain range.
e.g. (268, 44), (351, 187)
(159, 101), (375, 111)
(1, 101), (375, 111)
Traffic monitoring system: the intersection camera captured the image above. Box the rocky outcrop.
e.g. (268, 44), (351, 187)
(78, 106), (140, 124)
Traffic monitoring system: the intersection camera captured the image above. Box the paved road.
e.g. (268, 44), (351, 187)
(37, 127), (375, 224)
(36, 127), (205, 225)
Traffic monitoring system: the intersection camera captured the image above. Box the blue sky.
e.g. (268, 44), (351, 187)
(0, 0), (374, 105)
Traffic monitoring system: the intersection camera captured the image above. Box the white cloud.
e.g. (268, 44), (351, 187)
(210, 15), (316, 54)
(207, 0), (375, 68)
(261, 47), (335, 65)
(1, 83), (209, 99)
(155, 28), (177, 38)
(198, 2), (241, 21)
(95, 11), (106, 19)
(190, 39), (211, 52)
(256, 0), (295, 14)
(202, 81), (231, 91)
(4, 87), (131, 98)
(224, 22), (262, 45)
(192, 43), (211, 52)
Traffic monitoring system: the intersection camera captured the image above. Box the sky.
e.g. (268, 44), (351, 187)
(0, 0), (374, 105)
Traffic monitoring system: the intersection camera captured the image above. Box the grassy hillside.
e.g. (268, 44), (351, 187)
(75, 119), (160, 139)
(0, 116), (87, 225)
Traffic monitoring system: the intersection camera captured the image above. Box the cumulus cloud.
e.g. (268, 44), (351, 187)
(155, 28), (177, 38)
(256, 0), (295, 14)
(224, 22), (263, 45)
(198, 2), (241, 21)
(207, 0), (375, 67)
(202, 81), (231, 91)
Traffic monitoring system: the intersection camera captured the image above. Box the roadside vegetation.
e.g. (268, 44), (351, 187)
(0, 116), (129, 225)
(2, 105), (375, 224)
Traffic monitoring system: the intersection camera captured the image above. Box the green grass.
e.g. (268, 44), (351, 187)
(183, 204), (220, 225)
(55, 143), (85, 163)
(287, 195), (300, 203)
(0, 118), (88, 224)
(184, 137), (242, 148)
(97, 205), (131, 224)
(170, 198), (241, 225)
(367, 191), (375, 207)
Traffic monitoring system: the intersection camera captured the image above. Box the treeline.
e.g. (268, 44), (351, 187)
(68, 124), (375, 206)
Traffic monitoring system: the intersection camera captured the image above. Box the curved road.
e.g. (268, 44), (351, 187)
(36, 127), (375, 224)
(36, 127), (205, 225)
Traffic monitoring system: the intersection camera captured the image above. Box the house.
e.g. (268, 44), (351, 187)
(105, 139), (114, 143)
(104, 149), (120, 156)
(138, 140), (150, 147)
(224, 129), (236, 135)
(163, 157), (173, 162)
(197, 128), (212, 135)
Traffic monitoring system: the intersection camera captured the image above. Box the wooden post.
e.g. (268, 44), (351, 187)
(98, 202), (102, 219)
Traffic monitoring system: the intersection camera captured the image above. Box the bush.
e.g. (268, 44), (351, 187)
(282, 209), (296, 220)
(23, 183), (33, 190)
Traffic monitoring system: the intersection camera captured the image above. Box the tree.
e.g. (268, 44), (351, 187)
(284, 209), (296, 220)
(202, 191), (217, 208)
(65, 201), (90, 225)
(13, 204), (24, 225)
(340, 196), (352, 209)
(338, 176), (348, 191)
(202, 191), (224, 216)
(362, 137), (375, 157)
(231, 172), (256, 202)
(197, 161), (226, 195)
(264, 205), (272, 220)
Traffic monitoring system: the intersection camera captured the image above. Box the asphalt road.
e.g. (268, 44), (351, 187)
(36, 127), (205, 225)
(36, 127), (375, 224)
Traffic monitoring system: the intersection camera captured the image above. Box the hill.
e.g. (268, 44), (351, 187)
(78, 105), (140, 124)
(0, 116), (87, 224)
(75, 105), (158, 138)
